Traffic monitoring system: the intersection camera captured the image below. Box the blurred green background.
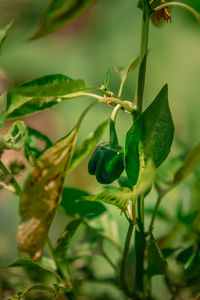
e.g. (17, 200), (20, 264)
(0, 0), (200, 299)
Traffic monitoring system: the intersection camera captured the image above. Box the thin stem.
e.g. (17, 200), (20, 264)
(102, 250), (118, 271)
(148, 190), (167, 234)
(76, 100), (98, 130)
(119, 221), (134, 297)
(133, 196), (146, 297)
(62, 91), (133, 113)
(46, 238), (75, 300)
(110, 104), (121, 145)
(0, 161), (22, 196)
(154, 2), (200, 23)
(134, 0), (150, 114)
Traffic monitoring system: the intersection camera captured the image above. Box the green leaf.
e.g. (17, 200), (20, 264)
(0, 20), (13, 53)
(54, 218), (82, 258)
(161, 247), (180, 258)
(177, 202), (198, 225)
(171, 143), (200, 189)
(115, 56), (140, 82)
(147, 233), (167, 277)
(125, 84), (174, 186)
(3, 257), (56, 273)
(0, 92), (7, 132)
(104, 69), (111, 91)
(114, 56), (140, 96)
(84, 186), (132, 211)
(60, 187), (106, 219)
(6, 74), (90, 119)
(133, 159), (156, 198)
(31, 0), (97, 39)
(69, 119), (109, 172)
(17, 128), (78, 261)
(1, 121), (27, 150)
(25, 127), (53, 164)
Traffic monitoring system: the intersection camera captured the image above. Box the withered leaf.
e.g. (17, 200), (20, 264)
(17, 128), (78, 261)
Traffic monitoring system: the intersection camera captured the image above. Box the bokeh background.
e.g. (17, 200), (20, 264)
(0, 0), (200, 299)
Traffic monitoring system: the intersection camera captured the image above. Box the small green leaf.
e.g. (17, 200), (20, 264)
(6, 74), (90, 118)
(84, 186), (132, 211)
(0, 20), (13, 53)
(69, 119), (109, 172)
(114, 56), (140, 96)
(60, 187), (106, 219)
(0, 92), (7, 132)
(177, 202), (198, 225)
(171, 143), (200, 189)
(17, 128), (78, 261)
(104, 69), (111, 91)
(25, 127), (53, 164)
(1, 121), (27, 150)
(147, 233), (167, 277)
(3, 257), (56, 273)
(125, 85), (174, 186)
(54, 218), (82, 258)
(115, 56), (140, 82)
(31, 0), (97, 39)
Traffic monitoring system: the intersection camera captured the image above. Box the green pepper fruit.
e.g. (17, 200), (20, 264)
(88, 142), (124, 184)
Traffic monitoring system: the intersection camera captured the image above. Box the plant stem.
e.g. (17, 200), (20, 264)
(0, 160), (22, 196)
(133, 196), (146, 297)
(46, 237), (75, 300)
(119, 221), (134, 298)
(154, 2), (200, 23)
(62, 91), (133, 113)
(148, 190), (166, 234)
(134, 0), (150, 115)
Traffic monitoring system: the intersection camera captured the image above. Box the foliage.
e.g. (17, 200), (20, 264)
(0, 0), (200, 299)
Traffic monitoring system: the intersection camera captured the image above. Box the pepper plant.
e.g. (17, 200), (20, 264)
(0, 0), (200, 299)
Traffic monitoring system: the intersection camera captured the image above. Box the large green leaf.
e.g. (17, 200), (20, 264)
(54, 218), (82, 258)
(69, 119), (109, 172)
(1, 121), (27, 150)
(147, 233), (167, 277)
(17, 128), (78, 261)
(0, 20), (13, 53)
(31, 0), (97, 39)
(25, 127), (53, 164)
(6, 74), (90, 118)
(0, 92), (7, 132)
(84, 186), (132, 211)
(60, 187), (106, 219)
(171, 143), (200, 189)
(125, 84), (174, 186)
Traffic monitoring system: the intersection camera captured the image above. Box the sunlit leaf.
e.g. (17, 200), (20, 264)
(125, 85), (174, 186)
(0, 92), (7, 132)
(31, 0), (97, 39)
(60, 187), (106, 219)
(171, 143), (200, 189)
(0, 20), (13, 53)
(69, 119), (109, 172)
(147, 233), (167, 277)
(1, 121), (27, 150)
(25, 127), (53, 164)
(17, 128), (78, 261)
(84, 186), (132, 211)
(54, 218), (82, 258)
(6, 74), (90, 118)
